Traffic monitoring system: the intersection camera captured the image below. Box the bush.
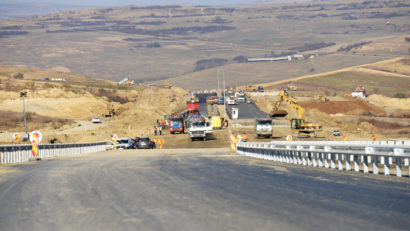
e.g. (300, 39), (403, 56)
(233, 55), (248, 63)
(13, 73), (24, 79)
(394, 92), (406, 98)
(194, 58), (228, 71)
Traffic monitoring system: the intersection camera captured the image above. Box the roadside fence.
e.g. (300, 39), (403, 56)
(237, 140), (410, 178)
(0, 142), (108, 165)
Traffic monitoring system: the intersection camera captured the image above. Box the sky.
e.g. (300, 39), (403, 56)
(0, 0), (266, 7)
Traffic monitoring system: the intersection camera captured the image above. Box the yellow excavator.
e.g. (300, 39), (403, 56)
(105, 103), (117, 118)
(270, 90), (322, 137)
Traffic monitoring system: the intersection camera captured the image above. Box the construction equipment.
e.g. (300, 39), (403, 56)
(246, 85), (257, 92)
(270, 90), (322, 137)
(318, 95), (329, 102)
(105, 103), (116, 118)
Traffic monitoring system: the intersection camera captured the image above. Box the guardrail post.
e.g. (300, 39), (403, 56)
(338, 153), (343, 170)
(291, 148), (297, 165)
(318, 152), (323, 168)
(384, 155), (390, 176)
(363, 155), (369, 173)
(297, 146), (306, 166)
(324, 146), (335, 169)
(307, 149), (312, 166)
(310, 146), (317, 167)
(354, 154), (359, 172)
(346, 154), (351, 171)
(394, 148), (404, 177)
(365, 147), (378, 175)
(285, 145), (291, 163)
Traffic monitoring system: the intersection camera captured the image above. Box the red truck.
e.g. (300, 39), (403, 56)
(187, 99), (200, 116)
(169, 115), (184, 134)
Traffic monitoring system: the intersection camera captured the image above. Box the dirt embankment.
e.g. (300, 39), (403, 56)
(0, 75), (189, 144)
(301, 100), (386, 116)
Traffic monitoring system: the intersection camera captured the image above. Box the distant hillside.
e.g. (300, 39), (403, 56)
(261, 57), (410, 97)
(0, 2), (88, 19)
(0, 0), (409, 85)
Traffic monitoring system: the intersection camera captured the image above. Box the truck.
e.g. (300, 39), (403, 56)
(169, 115), (184, 134)
(255, 119), (273, 138)
(187, 115), (211, 141)
(187, 100), (200, 114)
(237, 94), (246, 103)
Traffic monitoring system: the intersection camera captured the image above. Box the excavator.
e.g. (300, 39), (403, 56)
(270, 90), (322, 137)
(104, 103), (116, 118)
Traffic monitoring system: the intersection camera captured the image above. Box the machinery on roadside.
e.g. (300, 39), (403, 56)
(318, 95), (329, 102)
(270, 90), (322, 137)
(104, 103), (117, 118)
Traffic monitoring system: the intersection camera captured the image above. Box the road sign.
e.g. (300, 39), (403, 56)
(12, 133), (20, 142)
(30, 131), (42, 143)
(286, 135), (293, 141)
(112, 134), (118, 149)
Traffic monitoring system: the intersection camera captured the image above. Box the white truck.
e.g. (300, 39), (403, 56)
(255, 119), (272, 138)
(187, 116), (212, 141)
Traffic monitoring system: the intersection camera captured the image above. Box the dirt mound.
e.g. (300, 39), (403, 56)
(367, 94), (410, 116)
(301, 100), (385, 116)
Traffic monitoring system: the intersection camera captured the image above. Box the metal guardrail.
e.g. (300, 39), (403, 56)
(0, 142), (108, 165)
(237, 140), (410, 178)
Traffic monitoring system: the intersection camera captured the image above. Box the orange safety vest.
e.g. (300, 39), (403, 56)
(242, 133), (248, 141)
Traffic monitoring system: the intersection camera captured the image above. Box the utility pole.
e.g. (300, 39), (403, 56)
(20, 91), (28, 140)
(217, 68), (220, 94)
(223, 71), (226, 119)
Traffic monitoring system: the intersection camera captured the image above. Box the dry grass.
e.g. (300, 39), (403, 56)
(0, 110), (72, 131)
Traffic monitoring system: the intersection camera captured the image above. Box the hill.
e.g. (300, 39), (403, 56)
(0, 67), (188, 144)
(0, 0), (409, 86)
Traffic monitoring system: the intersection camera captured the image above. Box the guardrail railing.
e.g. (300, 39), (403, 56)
(236, 141), (410, 178)
(0, 142), (108, 165)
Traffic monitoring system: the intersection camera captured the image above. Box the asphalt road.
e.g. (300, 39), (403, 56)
(1, 149), (409, 231)
(226, 102), (268, 119)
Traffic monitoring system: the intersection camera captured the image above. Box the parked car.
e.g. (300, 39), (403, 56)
(92, 116), (101, 123)
(136, 137), (156, 149)
(132, 137), (140, 149)
(333, 130), (341, 136)
(113, 137), (134, 149)
(206, 96), (219, 105)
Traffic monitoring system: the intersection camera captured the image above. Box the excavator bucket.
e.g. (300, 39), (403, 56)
(270, 110), (288, 118)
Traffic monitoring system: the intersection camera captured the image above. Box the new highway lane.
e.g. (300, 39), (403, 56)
(0, 149), (409, 231)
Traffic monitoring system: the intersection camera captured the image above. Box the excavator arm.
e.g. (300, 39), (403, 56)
(270, 90), (305, 120)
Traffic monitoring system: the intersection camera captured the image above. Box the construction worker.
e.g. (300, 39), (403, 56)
(372, 134), (376, 141)
(159, 126), (162, 135)
(237, 134), (242, 142)
(242, 132), (248, 142)
(154, 126), (157, 136)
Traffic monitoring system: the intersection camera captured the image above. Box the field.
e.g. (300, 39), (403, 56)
(0, 0), (409, 87)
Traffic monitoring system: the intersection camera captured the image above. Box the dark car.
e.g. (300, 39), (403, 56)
(132, 137), (140, 149)
(136, 137), (156, 149)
